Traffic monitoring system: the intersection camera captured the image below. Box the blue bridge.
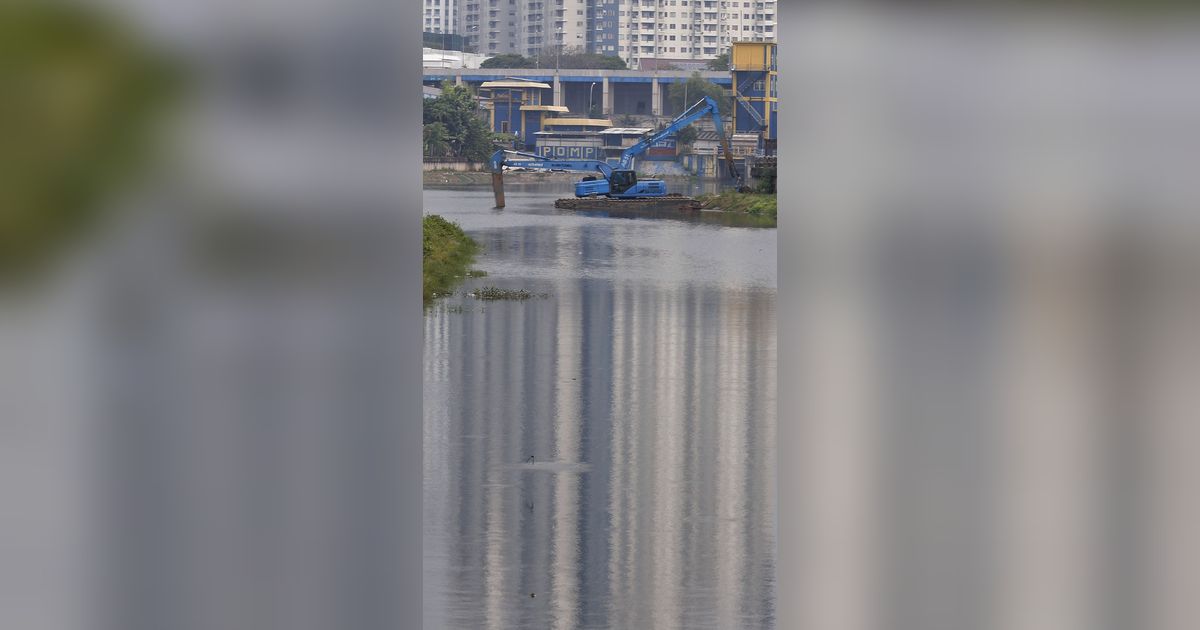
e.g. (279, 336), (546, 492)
(423, 68), (732, 119)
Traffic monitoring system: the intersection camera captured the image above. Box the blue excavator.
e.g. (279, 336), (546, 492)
(489, 96), (740, 208)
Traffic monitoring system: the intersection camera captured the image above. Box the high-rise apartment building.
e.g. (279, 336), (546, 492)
(460, 0), (588, 58)
(617, 0), (776, 68)
(424, 0), (457, 34)
(455, 0), (776, 64)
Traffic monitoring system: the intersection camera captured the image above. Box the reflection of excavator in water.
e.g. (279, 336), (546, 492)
(489, 96), (741, 209)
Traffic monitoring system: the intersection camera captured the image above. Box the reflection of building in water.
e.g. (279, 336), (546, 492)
(424, 225), (776, 628)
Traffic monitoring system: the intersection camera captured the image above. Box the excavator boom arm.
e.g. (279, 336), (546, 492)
(617, 96), (741, 184)
(489, 149), (613, 208)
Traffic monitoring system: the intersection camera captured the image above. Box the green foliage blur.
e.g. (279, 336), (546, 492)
(756, 164), (777, 194)
(0, 1), (179, 281)
(705, 52), (730, 71)
(479, 54), (535, 69)
(674, 126), (699, 150)
(667, 72), (732, 121)
(422, 82), (495, 161)
(422, 214), (479, 303)
(423, 122), (450, 157)
(480, 50), (627, 70)
(615, 114), (641, 128)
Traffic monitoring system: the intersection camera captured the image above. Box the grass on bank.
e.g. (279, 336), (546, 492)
(423, 214), (479, 302)
(697, 190), (777, 219)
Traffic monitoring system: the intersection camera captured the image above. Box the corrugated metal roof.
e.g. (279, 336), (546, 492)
(480, 80), (552, 89)
(599, 128), (653, 135)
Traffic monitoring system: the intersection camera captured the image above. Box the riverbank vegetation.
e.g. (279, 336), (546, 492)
(698, 191), (777, 220)
(423, 214), (479, 302)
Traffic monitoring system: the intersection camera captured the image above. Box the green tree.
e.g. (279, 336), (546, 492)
(423, 122), (449, 157)
(422, 82), (494, 161)
(706, 52), (730, 71)
(667, 72), (732, 120)
(480, 49), (627, 70)
(615, 114), (641, 128)
(756, 165), (777, 194)
(532, 48), (628, 70)
(674, 126), (698, 150)
(480, 53), (534, 69)
(490, 132), (520, 150)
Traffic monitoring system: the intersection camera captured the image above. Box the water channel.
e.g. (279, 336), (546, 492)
(423, 182), (777, 629)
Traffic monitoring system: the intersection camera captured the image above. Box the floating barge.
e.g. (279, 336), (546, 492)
(554, 194), (703, 212)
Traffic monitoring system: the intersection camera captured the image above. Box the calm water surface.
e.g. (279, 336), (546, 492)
(423, 183), (777, 629)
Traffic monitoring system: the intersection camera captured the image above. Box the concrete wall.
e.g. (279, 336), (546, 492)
(422, 161), (486, 172)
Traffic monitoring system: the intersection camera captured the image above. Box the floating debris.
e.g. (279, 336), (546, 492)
(472, 286), (534, 300)
(466, 269), (488, 278)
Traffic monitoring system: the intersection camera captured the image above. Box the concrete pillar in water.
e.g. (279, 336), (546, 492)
(602, 77), (612, 117)
(651, 77), (661, 116)
(491, 172), (505, 208)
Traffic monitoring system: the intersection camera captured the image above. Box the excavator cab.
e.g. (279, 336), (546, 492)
(608, 170), (637, 194)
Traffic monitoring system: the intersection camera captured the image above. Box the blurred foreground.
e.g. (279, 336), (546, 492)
(780, 7), (1200, 630)
(1, 3), (1199, 630)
